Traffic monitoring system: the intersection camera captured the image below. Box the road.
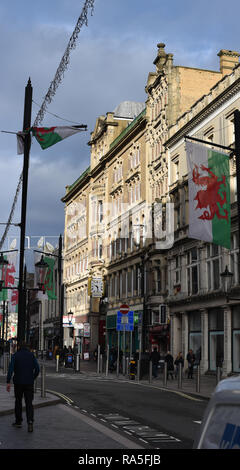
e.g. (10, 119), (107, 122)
(43, 367), (208, 449)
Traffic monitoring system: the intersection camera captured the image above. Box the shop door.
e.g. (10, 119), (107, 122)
(209, 331), (224, 371)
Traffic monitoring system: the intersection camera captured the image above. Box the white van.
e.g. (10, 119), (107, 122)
(194, 376), (240, 449)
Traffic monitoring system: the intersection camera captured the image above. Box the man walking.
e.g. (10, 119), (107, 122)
(6, 342), (40, 432)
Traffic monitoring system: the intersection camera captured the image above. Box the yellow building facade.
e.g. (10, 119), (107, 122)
(62, 44), (239, 357)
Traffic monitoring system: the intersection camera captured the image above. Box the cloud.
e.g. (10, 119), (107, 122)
(2, 0), (240, 249)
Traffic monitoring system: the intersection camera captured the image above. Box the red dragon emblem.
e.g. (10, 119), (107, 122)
(192, 164), (228, 221)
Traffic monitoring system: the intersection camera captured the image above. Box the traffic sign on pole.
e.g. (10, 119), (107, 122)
(117, 310), (134, 331)
(120, 304), (129, 315)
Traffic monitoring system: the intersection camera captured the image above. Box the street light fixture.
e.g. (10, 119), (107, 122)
(67, 310), (73, 325)
(220, 265), (240, 302)
(34, 255), (48, 292)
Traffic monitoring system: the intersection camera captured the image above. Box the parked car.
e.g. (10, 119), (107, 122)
(194, 375), (240, 449)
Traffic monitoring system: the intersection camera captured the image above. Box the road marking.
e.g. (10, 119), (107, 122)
(193, 421), (202, 424)
(46, 389), (73, 405)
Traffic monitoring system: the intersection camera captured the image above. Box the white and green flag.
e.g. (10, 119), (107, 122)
(31, 126), (84, 150)
(186, 141), (231, 249)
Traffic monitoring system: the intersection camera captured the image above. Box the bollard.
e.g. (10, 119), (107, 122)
(56, 355), (59, 373)
(100, 354), (103, 374)
(105, 345), (109, 377)
(116, 355), (119, 378)
(163, 361), (167, 386)
(137, 360), (141, 382)
(75, 354), (80, 372)
(97, 345), (100, 374)
(216, 366), (221, 384)
(178, 363), (182, 389)
(196, 365), (200, 393)
(126, 357), (129, 377)
(41, 364), (46, 398)
(149, 360), (152, 384)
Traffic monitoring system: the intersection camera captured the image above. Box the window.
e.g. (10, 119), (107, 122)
(172, 157), (179, 182)
(204, 126), (214, 143)
(230, 233), (239, 285)
(98, 238), (103, 260)
(98, 200), (103, 223)
(156, 268), (161, 293)
(207, 244), (221, 291)
(226, 112), (235, 146)
(187, 248), (199, 295)
(175, 255), (181, 284)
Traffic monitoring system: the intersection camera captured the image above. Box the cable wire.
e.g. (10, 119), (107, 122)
(0, 0), (95, 249)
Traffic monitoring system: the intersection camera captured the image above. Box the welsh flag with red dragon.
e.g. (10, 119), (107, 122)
(186, 141), (231, 249)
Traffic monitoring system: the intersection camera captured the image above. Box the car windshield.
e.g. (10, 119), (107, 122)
(199, 404), (240, 449)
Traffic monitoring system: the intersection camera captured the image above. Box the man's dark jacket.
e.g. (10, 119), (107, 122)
(7, 347), (40, 385)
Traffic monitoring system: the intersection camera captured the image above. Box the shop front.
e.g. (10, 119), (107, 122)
(106, 311), (142, 355)
(232, 305), (240, 373)
(149, 324), (170, 354)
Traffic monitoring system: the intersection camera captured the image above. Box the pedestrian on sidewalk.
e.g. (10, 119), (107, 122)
(6, 341), (40, 433)
(150, 347), (160, 378)
(174, 352), (184, 378)
(186, 349), (195, 379)
(165, 351), (175, 379)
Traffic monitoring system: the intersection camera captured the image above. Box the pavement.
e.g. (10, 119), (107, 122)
(0, 358), (229, 451)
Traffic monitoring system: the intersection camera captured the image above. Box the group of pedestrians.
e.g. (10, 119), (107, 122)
(150, 347), (197, 380)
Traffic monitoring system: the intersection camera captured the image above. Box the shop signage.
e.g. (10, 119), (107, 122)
(84, 323), (91, 337)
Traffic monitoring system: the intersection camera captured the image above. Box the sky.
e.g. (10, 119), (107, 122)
(1, 0), (240, 260)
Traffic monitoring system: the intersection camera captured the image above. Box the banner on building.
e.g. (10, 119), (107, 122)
(34, 252), (57, 300)
(0, 252), (18, 312)
(186, 141), (231, 249)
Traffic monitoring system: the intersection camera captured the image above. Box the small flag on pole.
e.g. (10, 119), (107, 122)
(31, 126), (86, 150)
(16, 125), (87, 153)
(186, 141), (231, 249)
(17, 132), (25, 155)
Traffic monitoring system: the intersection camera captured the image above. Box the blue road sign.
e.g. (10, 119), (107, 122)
(116, 311), (134, 331)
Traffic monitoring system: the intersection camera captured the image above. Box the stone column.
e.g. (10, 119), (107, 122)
(170, 312), (182, 359)
(200, 308), (208, 374)
(222, 304), (232, 377)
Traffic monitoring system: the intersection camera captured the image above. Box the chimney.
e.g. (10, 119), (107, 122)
(218, 49), (240, 76)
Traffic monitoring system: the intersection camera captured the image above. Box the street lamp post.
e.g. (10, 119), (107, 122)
(18, 79), (33, 345)
(220, 265), (240, 302)
(34, 234), (64, 349)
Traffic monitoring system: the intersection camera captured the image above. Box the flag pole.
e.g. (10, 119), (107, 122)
(17, 78), (32, 345)
(234, 110), (240, 285)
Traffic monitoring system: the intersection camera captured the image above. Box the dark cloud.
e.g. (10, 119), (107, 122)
(1, 0), (240, 248)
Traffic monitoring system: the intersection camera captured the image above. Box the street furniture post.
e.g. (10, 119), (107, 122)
(196, 365), (200, 393)
(163, 361), (167, 386)
(149, 360), (152, 383)
(41, 364), (46, 398)
(18, 79), (32, 345)
(178, 363), (182, 389)
(56, 354), (59, 372)
(105, 344), (109, 377)
(97, 344), (100, 374)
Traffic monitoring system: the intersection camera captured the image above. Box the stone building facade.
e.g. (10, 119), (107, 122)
(165, 59), (240, 375)
(62, 43), (240, 364)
